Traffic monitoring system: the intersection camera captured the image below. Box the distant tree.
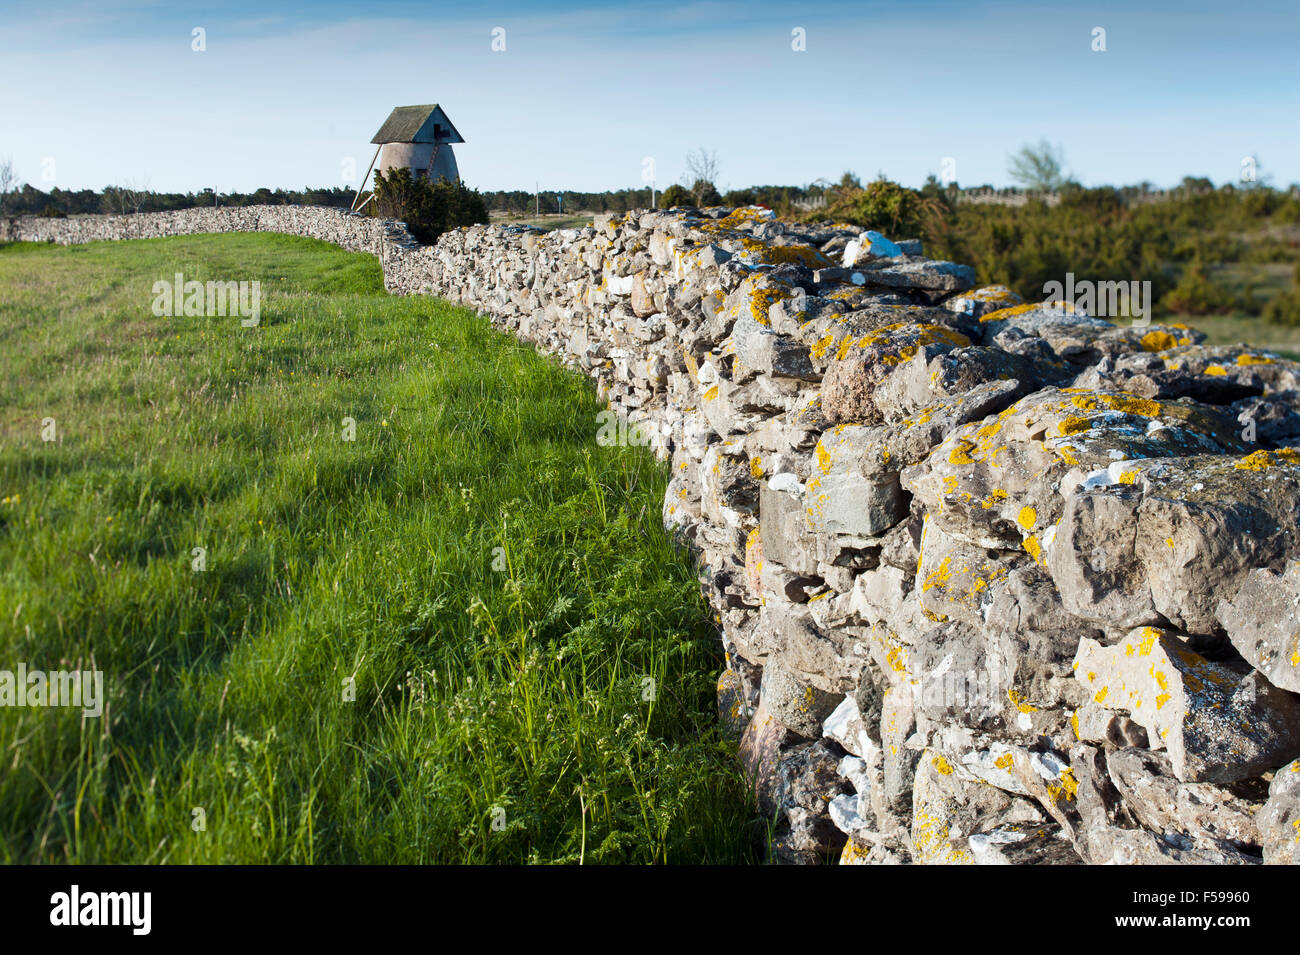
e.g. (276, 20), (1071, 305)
(919, 173), (957, 206)
(691, 179), (722, 206)
(102, 178), (151, 215)
(0, 157), (17, 216)
(683, 148), (721, 206)
(1008, 140), (1069, 192)
(684, 148), (719, 185)
(659, 183), (694, 208)
(1162, 257), (1236, 315)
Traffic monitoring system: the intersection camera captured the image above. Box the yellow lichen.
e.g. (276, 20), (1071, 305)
(1236, 448), (1300, 470)
(1140, 330), (1178, 352)
(816, 441), (832, 474)
(1070, 393), (1162, 418)
(1008, 689), (1038, 713)
(979, 300), (1074, 323)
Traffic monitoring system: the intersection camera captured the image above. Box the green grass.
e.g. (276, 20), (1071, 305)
(489, 212), (597, 232)
(0, 233), (763, 864)
(1206, 261), (1294, 309)
(1175, 311), (1300, 360)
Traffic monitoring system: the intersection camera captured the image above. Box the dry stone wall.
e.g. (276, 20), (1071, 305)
(1, 206), (422, 275)
(9, 205), (1300, 865)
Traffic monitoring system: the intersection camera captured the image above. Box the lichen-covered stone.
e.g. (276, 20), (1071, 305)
(1075, 627), (1300, 783)
(1257, 759), (1300, 864)
(1216, 560), (1300, 693)
(821, 322), (971, 424)
(738, 699), (793, 814)
(759, 656), (843, 739)
(911, 748), (1050, 865)
(1048, 450), (1300, 634)
(803, 425), (908, 537)
(1106, 747), (1262, 855)
(944, 284), (1023, 319)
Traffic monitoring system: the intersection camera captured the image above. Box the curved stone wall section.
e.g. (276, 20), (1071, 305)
(1, 206), (422, 287)
(7, 205), (1300, 865)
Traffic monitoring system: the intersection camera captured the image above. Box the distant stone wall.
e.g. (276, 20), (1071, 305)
(9, 205), (1300, 865)
(0, 206), (422, 283)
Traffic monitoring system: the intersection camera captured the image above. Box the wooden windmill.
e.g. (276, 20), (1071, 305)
(352, 104), (465, 212)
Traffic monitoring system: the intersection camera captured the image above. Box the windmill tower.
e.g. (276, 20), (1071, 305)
(352, 104), (465, 211)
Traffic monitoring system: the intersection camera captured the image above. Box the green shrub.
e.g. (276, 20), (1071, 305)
(1162, 259), (1238, 315)
(690, 179), (723, 207)
(659, 184), (694, 208)
(722, 189), (757, 206)
(1263, 291), (1300, 325)
(1262, 263), (1300, 325)
(371, 168), (489, 245)
(819, 176), (945, 240)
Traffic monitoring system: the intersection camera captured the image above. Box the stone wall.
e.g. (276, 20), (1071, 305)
(0, 206), (422, 281)
(8, 205), (1300, 865)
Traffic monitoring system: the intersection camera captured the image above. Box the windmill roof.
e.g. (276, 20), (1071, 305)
(370, 105), (465, 144)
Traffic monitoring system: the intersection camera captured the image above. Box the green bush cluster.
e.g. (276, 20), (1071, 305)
(1263, 263), (1300, 325)
(369, 168), (490, 245)
(658, 184), (694, 208)
(821, 176), (947, 239)
(1163, 258), (1238, 315)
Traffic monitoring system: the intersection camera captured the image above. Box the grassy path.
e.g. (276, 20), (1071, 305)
(0, 234), (761, 863)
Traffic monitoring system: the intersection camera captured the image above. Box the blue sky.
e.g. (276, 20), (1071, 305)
(1, 0), (1297, 194)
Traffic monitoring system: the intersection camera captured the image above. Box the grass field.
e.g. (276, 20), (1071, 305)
(488, 211), (597, 232)
(1176, 311), (1300, 360)
(0, 233), (763, 864)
